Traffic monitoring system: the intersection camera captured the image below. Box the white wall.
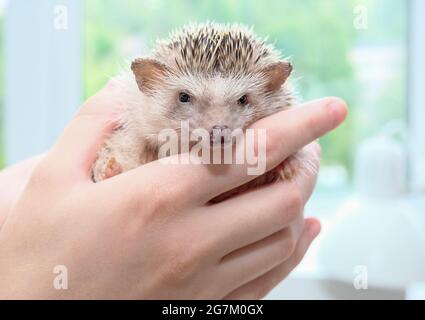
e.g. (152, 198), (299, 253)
(4, 0), (82, 165)
(408, 0), (425, 191)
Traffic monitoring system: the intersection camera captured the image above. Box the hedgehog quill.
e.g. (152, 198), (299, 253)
(92, 23), (316, 202)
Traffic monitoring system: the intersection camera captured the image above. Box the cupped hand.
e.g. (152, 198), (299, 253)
(0, 81), (346, 299)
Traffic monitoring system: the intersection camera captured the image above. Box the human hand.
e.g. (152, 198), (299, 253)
(0, 81), (346, 299)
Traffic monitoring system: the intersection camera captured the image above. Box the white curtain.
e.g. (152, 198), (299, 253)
(4, 0), (82, 165)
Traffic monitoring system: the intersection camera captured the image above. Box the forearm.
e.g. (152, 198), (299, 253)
(0, 154), (44, 229)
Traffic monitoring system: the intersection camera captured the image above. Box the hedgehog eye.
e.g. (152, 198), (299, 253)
(179, 92), (191, 103)
(238, 95), (248, 106)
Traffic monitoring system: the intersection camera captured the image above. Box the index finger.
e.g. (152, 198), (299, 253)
(194, 142), (321, 255)
(112, 97), (347, 205)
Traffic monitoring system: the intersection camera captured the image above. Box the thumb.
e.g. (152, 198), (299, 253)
(48, 80), (125, 181)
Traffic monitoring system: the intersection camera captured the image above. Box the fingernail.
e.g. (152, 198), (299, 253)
(328, 98), (348, 127)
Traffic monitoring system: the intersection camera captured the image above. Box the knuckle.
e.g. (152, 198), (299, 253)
(124, 185), (154, 216)
(274, 189), (303, 227)
(160, 243), (200, 284)
(277, 232), (297, 261)
(147, 184), (167, 212)
(173, 179), (193, 198)
(148, 179), (191, 215)
(128, 179), (188, 224)
(287, 237), (298, 257)
(27, 162), (55, 190)
(276, 202), (295, 227)
(144, 183), (177, 216)
(265, 132), (282, 166)
(286, 189), (303, 218)
(271, 194), (300, 229)
(195, 238), (214, 259)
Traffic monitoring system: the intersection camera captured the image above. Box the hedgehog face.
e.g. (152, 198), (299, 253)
(167, 74), (269, 144)
(131, 57), (292, 146)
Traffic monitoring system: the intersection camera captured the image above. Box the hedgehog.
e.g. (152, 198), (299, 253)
(92, 22), (312, 202)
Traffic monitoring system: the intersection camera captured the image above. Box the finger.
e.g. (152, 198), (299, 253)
(216, 213), (304, 295)
(48, 80), (125, 180)
(291, 141), (321, 202)
(223, 218), (320, 300)
(196, 142), (320, 255)
(251, 97), (344, 172)
(112, 97), (346, 205)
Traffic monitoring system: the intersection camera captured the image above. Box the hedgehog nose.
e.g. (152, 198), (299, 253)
(210, 125), (230, 145)
(212, 125), (229, 132)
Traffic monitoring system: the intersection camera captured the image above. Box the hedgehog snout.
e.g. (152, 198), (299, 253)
(210, 125), (232, 146)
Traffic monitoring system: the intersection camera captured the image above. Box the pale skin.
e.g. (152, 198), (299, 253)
(0, 81), (347, 299)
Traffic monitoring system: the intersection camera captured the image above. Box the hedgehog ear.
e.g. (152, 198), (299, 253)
(263, 61), (292, 93)
(131, 58), (170, 94)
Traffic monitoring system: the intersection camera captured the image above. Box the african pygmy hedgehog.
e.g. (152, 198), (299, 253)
(92, 22), (312, 202)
